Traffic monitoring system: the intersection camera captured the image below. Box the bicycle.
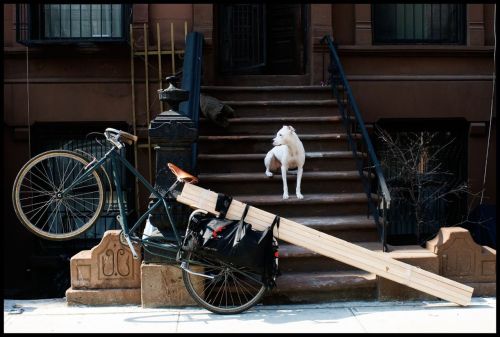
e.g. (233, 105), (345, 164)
(12, 127), (271, 315)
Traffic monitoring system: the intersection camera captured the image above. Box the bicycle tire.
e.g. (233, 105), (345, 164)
(12, 150), (105, 240)
(182, 250), (267, 315)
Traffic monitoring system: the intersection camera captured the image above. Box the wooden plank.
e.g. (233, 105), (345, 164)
(178, 187), (471, 303)
(177, 183), (474, 306)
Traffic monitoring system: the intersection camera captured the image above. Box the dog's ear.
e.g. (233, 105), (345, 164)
(288, 125), (296, 133)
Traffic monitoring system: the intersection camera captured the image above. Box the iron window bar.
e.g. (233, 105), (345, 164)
(16, 3), (131, 46)
(372, 4), (466, 45)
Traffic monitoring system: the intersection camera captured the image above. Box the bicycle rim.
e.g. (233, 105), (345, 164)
(12, 150), (104, 240)
(182, 250), (266, 315)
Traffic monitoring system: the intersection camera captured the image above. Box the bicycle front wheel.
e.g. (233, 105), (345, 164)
(182, 250), (267, 315)
(12, 150), (105, 240)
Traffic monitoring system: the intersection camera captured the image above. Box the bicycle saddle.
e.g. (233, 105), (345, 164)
(168, 163), (199, 184)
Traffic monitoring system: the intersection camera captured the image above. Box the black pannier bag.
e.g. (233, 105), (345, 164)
(183, 193), (280, 288)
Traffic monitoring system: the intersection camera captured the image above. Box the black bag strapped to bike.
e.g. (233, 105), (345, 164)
(184, 193), (281, 289)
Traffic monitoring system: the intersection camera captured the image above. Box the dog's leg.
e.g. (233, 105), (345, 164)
(281, 166), (289, 199)
(296, 166), (304, 199)
(264, 151), (274, 177)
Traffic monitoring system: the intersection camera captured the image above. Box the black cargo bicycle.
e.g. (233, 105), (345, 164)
(12, 127), (278, 314)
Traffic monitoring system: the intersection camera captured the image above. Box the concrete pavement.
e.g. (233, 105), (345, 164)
(3, 297), (496, 333)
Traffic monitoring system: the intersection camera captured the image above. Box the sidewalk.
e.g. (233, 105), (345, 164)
(3, 297), (496, 333)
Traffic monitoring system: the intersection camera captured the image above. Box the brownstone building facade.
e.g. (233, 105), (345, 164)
(3, 4), (496, 299)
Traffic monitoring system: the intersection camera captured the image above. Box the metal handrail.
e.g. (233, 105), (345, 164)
(321, 35), (391, 251)
(179, 32), (204, 170)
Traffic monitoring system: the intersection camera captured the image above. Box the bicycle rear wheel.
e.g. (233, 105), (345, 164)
(12, 150), (105, 240)
(182, 250), (267, 315)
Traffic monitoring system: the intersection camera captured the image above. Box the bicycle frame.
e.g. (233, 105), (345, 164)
(64, 145), (183, 260)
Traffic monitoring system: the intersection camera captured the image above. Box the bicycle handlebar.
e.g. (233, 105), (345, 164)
(104, 128), (139, 149)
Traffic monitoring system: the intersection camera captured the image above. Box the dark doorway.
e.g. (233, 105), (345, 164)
(217, 4), (307, 75)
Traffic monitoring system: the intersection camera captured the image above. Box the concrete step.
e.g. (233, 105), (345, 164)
(198, 133), (359, 153)
(198, 151), (362, 173)
(221, 99), (343, 117)
(277, 242), (380, 273)
(233, 193), (377, 217)
(285, 215), (380, 242)
(201, 85), (338, 101)
(213, 74), (311, 86)
(198, 171), (366, 195)
(199, 116), (352, 135)
(264, 270), (378, 304)
(277, 242), (438, 274)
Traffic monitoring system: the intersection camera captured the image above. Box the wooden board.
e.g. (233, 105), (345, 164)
(176, 183), (474, 306)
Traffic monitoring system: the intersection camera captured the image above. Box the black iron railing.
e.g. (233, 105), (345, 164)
(321, 35), (391, 252)
(179, 32), (204, 170)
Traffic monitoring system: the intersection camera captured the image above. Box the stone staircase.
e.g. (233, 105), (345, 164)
(198, 84), (382, 303)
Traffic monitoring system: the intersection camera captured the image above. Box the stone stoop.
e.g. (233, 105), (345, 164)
(66, 226), (495, 307)
(66, 230), (142, 306)
(140, 263), (203, 308)
(376, 245), (440, 301)
(378, 226), (496, 301)
(426, 227), (496, 297)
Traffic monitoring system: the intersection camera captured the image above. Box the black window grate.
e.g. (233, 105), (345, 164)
(373, 4), (466, 44)
(218, 4), (266, 73)
(375, 120), (469, 246)
(16, 3), (131, 46)
(30, 122), (136, 241)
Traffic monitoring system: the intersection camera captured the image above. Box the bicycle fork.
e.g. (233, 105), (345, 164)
(111, 156), (139, 260)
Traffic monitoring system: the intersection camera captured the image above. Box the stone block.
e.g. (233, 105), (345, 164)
(141, 262), (204, 307)
(66, 288), (141, 306)
(377, 245), (440, 301)
(426, 227), (496, 296)
(70, 230), (141, 289)
(66, 230), (142, 306)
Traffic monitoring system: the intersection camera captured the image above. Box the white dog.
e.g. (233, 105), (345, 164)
(264, 125), (305, 199)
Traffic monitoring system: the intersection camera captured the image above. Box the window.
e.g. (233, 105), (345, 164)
(375, 119), (468, 245)
(16, 4), (131, 45)
(373, 4), (466, 44)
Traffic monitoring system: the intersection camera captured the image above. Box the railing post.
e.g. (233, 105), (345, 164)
(179, 32), (204, 170)
(145, 78), (196, 263)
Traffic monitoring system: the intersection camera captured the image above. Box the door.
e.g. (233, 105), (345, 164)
(218, 4), (266, 74)
(217, 4), (305, 75)
(266, 4), (303, 74)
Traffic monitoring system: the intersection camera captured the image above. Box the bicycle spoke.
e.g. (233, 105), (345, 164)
(33, 165), (58, 191)
(182, 249), (266, 314)
(14, 151), (104, 239)
(62, 197), (92, 221)
(65, 194), (99, 213)
(56, 155), (75, 191)
(20, 178), (55, 196)
(23, 196), (55, 217)
(61, 199), (86, 230)
(47, 200), (64, 234)
(59, 160), (85, 191)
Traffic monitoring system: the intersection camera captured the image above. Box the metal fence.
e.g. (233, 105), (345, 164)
(373, 4), (466, 44)
(374, 120), (468, 245)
